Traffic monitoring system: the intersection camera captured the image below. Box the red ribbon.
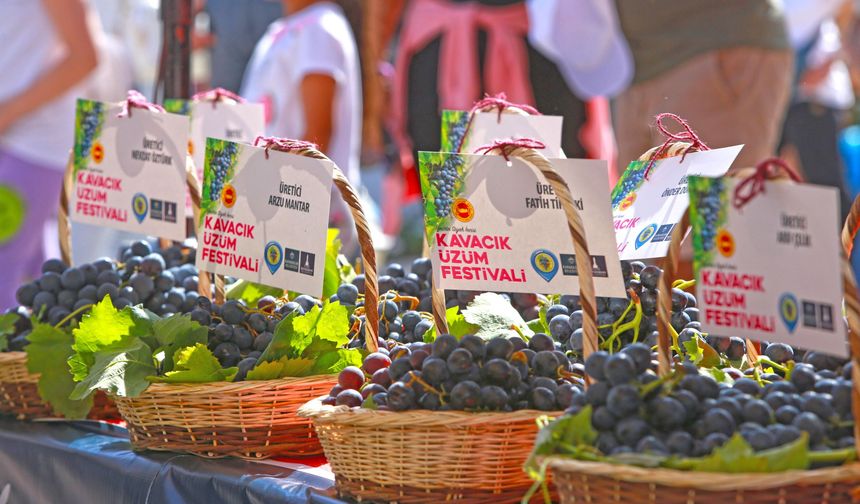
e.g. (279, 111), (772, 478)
(192, 88), (246, 108)
(474, 138), (546, 160)
(456, 92), (540, 153)
(254, 135), (319, 159)
(732, 157), (803, 209)
(117, 90), (165, 118)
(642, 113), (709, 179)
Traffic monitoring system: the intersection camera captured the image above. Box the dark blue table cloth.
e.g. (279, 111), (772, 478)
(0, 419), (342, 503)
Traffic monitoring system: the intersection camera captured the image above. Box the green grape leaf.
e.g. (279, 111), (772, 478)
(311, 348), (363, 375)
(225, 280), (284, 307)
(25, 323), (93, 418)
(362, 393), (379, 410)
(681, 433), (808, 473)
(257, 312), (303, 362)
(700, 367), (733, 385)
(246, 357), (316, 380)
(422, 306), (477, 342)
(683, 338), (704, 365)
(70, 338), (157, 399)
(69, 297), (151, 382)
(152, 314), (208, 372)
(245, 359), (285, 380)
(462, 292), (534, 340)
(0, 313), (16, 351)
(525, 406), (598, 475)
(314, 302), (351, 346)
(149, 343), (237, 383)
(323, 229), (349, 299)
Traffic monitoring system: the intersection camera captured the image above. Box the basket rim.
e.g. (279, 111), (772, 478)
(112, 374), (338, 399)
(298, 397), (562, 427)
(0, 351), (27, 363)
(546, 456), (860, 491)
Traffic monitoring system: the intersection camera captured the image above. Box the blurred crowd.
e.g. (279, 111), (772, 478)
(2, 0), (860, 309)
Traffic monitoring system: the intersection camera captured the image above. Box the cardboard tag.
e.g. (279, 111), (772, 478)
(164, 99), (265, 211)
(419, 152), (627, 297)
(195, 139), (333, 297)
(611, 146), (742, 260)
(70, 99), (188, 240)
(441, 110), (564, 156)
(689, 176), (846, 357)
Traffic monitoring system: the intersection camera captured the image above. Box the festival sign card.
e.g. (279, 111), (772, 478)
(70, 99), (189, 240)
(163, 97), (264, 184)
(195, 139), (333, 297)
(441, 110), (564, 156)
(689, 176), (847, 357)
(419, 152), (627, 297)
(611, 146), (743, 260)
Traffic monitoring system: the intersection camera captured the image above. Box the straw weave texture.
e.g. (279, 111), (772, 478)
(114, 375), (336, 458)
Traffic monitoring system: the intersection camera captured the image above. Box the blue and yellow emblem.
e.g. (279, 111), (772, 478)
(779, 292), (798, 333)
(264, 241), (282, 275)
(530, 249), (559, 282)
(132, 193), (148, 223)
(635, 223), (657, 249)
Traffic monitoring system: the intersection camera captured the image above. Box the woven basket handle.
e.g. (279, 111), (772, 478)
(837, 191), (860, 458)
(257, 142), (380, 352)
(430, 146), (599, 359)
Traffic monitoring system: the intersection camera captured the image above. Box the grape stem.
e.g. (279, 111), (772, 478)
(672, 279), (696, 291)
(54, 303), (94, 329)
(756, 356), (788, 374)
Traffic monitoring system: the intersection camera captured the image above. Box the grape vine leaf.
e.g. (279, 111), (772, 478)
(525, 406), (598, 476)
(310, 348), (363, 375)
(25, 322), (93, 419)
(70, 338), (156, 399)
(69, 297), (149, 382)
(462, 293), (534, 339)
(678, 432), (809, 473)
(0, 313), (16, 351)
(313, 302), (351, 346)
(149, 343), (237, 383)
(246, 357), (315, 380)
(152, 315), (208, 372)
(423, 306), (478, 342)
(323, 229), (355, 299)
(225, 280), (283, 307)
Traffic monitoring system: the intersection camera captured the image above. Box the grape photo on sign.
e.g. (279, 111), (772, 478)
(195, 139), (332, 297)
(440, 110), (564, 156)
(70, 98), (189, 241)
(688, 175), (847, 357)
(419, 151), (626, 297)
(611, 146), (742, 260)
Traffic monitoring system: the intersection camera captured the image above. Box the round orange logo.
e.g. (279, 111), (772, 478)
(92, 142), (104, 164)
(618, 192), (636, 211)
(452, 198), (474, 222)
(188, 139), (194, 156)
(716, 228), (735, 258)
(221, 184), (237, 208)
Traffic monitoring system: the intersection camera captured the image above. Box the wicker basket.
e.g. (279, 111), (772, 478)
(114, 376), (337, 458)
(549, 458), (860, 503)
(301, 141), (600, 503)
(0, 351), (118, 420)
(549, 153), (860, 503)
(300, 398), (559, 503)
(111, 141), (381, 459)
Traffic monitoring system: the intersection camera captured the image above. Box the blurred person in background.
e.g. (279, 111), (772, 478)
(242, 0), (363, 253)
(205, 0), (284, 93)
(0, 0), (97, 310)
(613, 0), (793, 169)
(780, 0), (855, 219)
(387, 0), (626, 257)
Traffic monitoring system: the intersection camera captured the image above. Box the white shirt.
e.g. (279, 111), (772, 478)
(242, 2), (362, 186)
(0, 0), (79, 169)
